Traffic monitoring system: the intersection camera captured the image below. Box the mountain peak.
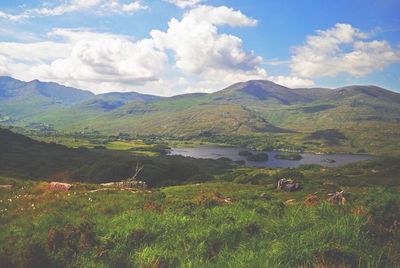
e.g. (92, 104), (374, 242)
(218, 79), (310, 104)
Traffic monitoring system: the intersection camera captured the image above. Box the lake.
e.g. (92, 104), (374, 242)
(168, 146), (373, 168)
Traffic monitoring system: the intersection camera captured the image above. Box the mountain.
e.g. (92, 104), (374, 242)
(1, 76), (400, 154)
(215, 80), (313, 104)
(0, 76), (94, 103)
(0, 76), (161, 123)
(78, 92), (162, 112)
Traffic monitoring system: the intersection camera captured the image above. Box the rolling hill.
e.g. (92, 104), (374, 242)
(1, 76), (400, 154)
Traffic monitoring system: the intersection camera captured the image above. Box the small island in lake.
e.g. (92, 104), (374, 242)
(238, 150), (269, 162)
(274, 152), (303, 161)
(247, 152), (269, 162)
(323, 158), (336, 163)
(238, 150), (253, 156)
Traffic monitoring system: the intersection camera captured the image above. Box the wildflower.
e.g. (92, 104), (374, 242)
(8, 199), (12, 202)
(31, 204), (35, 207)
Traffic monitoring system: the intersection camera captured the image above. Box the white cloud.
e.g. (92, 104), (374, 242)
(0, 4), (317, 95)
(0, 10), (29, 21)
(165, 0), (204, 8)
(121, 1), (147, 12)
(0, 29), (167, 93)
(0, 0), (147, 21)
(291, 23), (400, 78)
(268, 75), (315, 88)
(151, 6), (261, 76)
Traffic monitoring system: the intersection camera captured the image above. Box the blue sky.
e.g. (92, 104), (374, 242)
(0, 0), (399, 95)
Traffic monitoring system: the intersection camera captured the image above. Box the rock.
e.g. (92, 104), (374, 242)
(0, 185), (13, 190)
(49, 182), (72, 191)
(100, 182), (116, 187)
(277, 178), (300, 192)
(260, 192), (272, 200)
(120, 179), (147, 189)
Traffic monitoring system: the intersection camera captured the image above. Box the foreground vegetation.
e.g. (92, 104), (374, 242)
(0, 179), (399, 267)
(1, 127), (399, 267)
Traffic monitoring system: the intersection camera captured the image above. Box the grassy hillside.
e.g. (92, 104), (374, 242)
(0, 128), (234, 187)
(0, 178), (398, 267)
(1, 77), (400, 155)
(0, 127), (399, 267)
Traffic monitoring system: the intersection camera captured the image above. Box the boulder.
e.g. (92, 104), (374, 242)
(49, 182), (72, 191)
(277, 178), (300, 192)
(120, 179), (147, 189)
(100, 182), (116, 187)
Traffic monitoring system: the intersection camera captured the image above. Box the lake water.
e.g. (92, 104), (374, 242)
(168, 146), (373, 168)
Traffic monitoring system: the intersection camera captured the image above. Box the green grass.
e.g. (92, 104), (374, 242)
(0, 181), (398, 267)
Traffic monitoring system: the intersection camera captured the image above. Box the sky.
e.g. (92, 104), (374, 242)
(0, 0), (399, 96)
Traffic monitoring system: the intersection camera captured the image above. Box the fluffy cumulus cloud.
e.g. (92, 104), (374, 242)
(291, 23), (400, 78)
(164, 0), (204, 8)
(0, 4), (319, 94)
(0, 29), (167, 93)
(151, 6), (266, 83)
(268, 76), (315, 88)
(0, 0), (147, 21)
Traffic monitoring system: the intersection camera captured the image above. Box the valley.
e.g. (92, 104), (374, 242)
(2, 77), (400, 155)
(1, 77), (399, 267)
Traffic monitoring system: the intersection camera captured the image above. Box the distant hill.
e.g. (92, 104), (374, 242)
(0, 128), (232, 185)
(0, 76), (94, 103)
(216, 80), (313, 104)
(1, 76), (400, 154)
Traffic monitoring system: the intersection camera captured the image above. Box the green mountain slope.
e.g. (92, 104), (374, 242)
(1, 76), (400, 154)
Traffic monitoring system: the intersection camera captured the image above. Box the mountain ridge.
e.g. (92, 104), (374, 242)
(1, 76), (400, 154)
(2, 76), (399, 99)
